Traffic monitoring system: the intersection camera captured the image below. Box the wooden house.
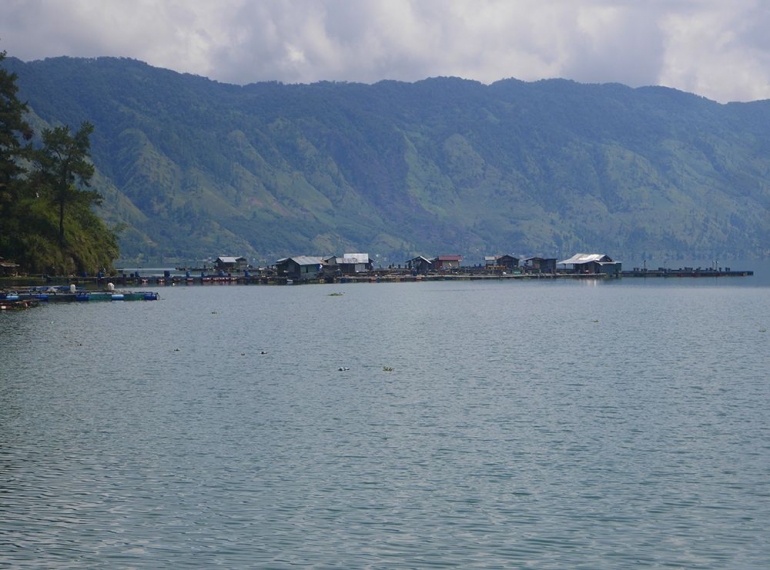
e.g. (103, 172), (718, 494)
(432, 255), (462, 270)
(323, 253), (372, 276)
(406, 256), (433, 274)
(215, 256), (248, 272)
(522, 257), (557, 273)
(275, 256), (324, 281)
(338, 253), (372, 274)
(495, 254), (519, 271)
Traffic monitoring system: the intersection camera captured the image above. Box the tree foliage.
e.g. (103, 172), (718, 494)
(0, 50), (33, 259)
(34, 122), (99, 246)
(0, 52), (118, 275)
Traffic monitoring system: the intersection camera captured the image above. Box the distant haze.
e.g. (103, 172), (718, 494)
(2, 0), (770, 104)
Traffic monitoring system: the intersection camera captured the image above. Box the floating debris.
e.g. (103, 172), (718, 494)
(328, 292), (344, 296)
(338, 367), (350, 371)
(382, 366), (394, 372)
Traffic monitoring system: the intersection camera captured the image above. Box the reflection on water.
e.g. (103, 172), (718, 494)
(2, 275), (770, 567)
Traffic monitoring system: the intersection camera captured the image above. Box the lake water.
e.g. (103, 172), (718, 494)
(2, 269), (770, 568)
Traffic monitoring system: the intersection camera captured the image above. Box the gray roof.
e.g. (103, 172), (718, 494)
(282, 256), (324, 266)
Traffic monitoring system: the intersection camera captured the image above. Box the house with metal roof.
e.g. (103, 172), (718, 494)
(275, 256), (324, 281)
(558, 253), (621, 275)
(322, 253), (373, 277)
(334, 253), (373, 274)
(215, 256), (248, 272)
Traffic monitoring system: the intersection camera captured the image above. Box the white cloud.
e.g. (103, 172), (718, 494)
(659, 1), (770, 102)
(2, 0), (770, 102)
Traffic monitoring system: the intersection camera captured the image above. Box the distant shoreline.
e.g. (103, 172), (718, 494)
(1, 266), (754, 289)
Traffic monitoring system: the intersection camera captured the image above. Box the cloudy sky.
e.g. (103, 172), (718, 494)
(2, 0), (769, 103)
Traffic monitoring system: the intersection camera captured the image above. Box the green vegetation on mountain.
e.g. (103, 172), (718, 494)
(4, 55), (770, 266)
(0, 52), (117, 274)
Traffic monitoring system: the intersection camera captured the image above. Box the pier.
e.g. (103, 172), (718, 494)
(3, 265), (754, 293)
(620, 267), (753, 278)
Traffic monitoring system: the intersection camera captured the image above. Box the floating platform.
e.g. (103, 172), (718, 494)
(1, 288), (160, 304)
(620, 268), (753, 278)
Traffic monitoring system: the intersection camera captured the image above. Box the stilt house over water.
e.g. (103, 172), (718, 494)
(558, 253), (622, 276)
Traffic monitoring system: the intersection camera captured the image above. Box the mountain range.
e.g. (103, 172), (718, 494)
(5, 55), (770, 266)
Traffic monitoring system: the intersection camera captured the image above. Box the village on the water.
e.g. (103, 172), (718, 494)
(0, 250), (755, 309)
(141, 251), (751, 284)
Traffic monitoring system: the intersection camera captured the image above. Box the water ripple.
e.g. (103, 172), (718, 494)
(2, 281), (770, 567)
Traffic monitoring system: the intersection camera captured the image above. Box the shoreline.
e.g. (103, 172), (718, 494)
(2, 267), (754, 289)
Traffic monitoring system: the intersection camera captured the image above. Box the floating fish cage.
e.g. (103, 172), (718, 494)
(1, 289), (160, 303)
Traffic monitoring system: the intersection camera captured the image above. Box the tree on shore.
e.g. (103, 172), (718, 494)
(0, 50), (118, 275)
(0, 50), (33, 261)
(34, 122), (98, 248)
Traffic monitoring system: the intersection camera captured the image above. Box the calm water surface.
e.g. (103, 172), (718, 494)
(2, 270), (770, 568)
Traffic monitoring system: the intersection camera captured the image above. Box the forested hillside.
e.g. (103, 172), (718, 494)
(6, 56), (770, 265)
